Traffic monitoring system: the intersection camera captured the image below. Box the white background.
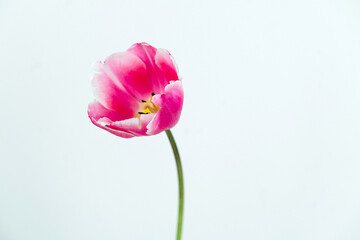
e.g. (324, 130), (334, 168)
(1, 0), (360, 239)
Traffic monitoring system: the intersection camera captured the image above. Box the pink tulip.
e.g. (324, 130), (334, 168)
(88, 43), (184, 138)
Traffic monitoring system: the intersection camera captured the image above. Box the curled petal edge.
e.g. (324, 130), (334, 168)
(146, 80), (184, 135)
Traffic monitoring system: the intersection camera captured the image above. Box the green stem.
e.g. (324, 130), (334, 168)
(166, 129), (184, 240)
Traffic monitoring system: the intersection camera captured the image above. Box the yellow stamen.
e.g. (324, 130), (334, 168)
(143, 108), (152, 114)
(136, 94), (161, 129)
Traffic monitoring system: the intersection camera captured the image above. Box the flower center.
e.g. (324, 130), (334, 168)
(136, 93), (160, 128)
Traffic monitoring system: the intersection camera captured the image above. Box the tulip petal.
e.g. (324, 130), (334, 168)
(88, 101), (135, 138)
(127, 43), (172, 94)
(92, 120), (135, 138)
(88, 102), (155, 138)
(92, 69), (139, 118)
(109, 113), (155, 137)
(103, 52), (153, 101)
(146, 81), (184, 135)
(155, 48), (180, 82)
(88, 101), (129, 122)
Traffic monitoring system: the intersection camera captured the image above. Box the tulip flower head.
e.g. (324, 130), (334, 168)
(88, 43), (184, 138)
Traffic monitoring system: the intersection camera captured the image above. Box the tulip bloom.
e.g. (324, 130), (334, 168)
(88, 42), (184, 138)
(88, 43), (185, 240)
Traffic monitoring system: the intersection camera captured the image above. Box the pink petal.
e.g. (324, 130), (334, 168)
(88, 101), (129, 122)
(109, 113), (155, 137)
(146, 81), (184, 135)
(92, 70), (139, 117)
(103, 52), (153, 101)
(127, 43), (175, 94)
(88, 101), (135, 138)
(155, 48), (180, 82)
(91, 120), (135, 138)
